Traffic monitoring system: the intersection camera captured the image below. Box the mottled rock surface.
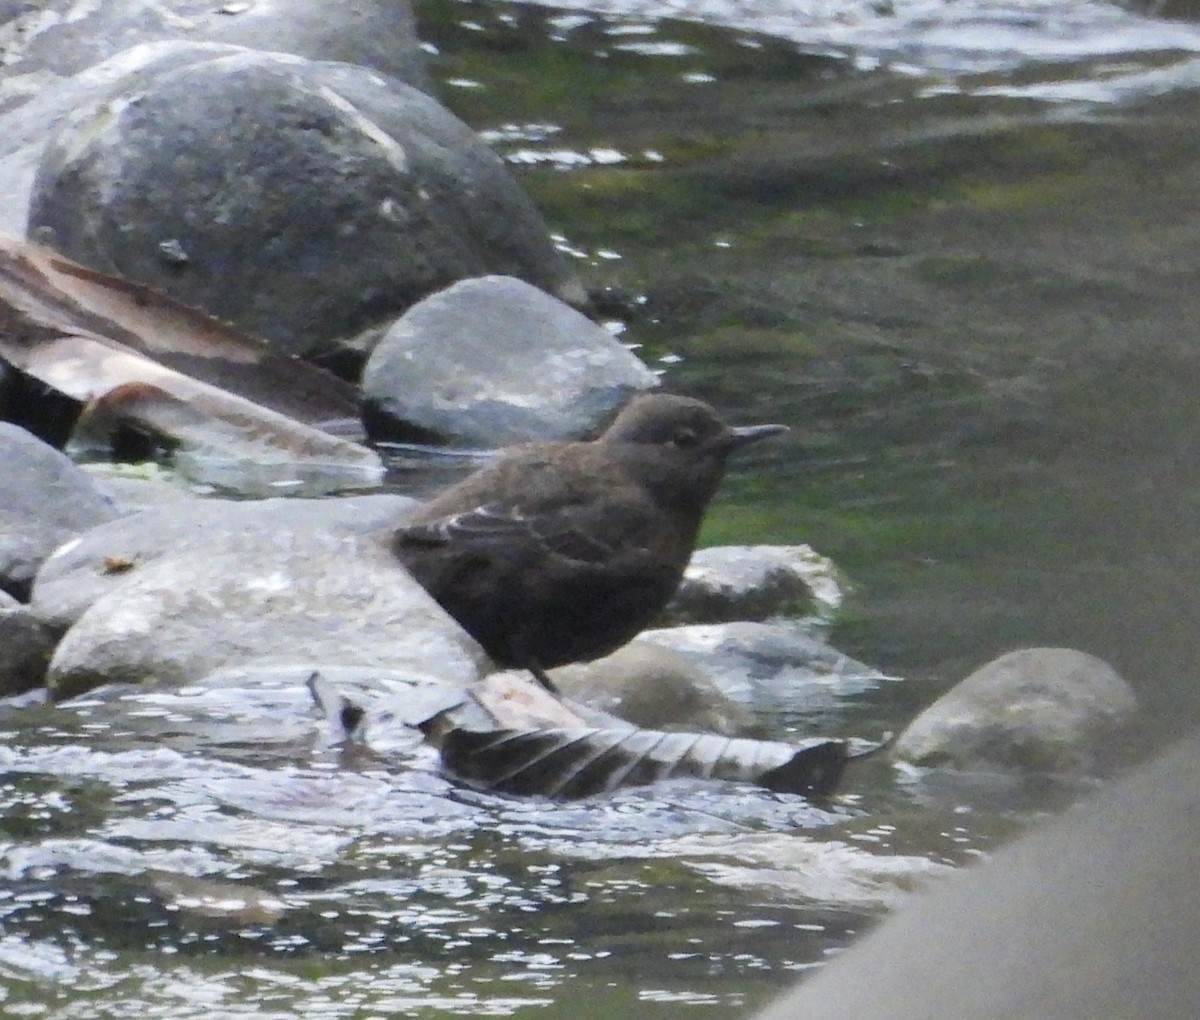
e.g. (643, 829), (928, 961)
(893, 647), (1141, 772)
(0, 0), (429, 237)
(362, 275), (657, 444)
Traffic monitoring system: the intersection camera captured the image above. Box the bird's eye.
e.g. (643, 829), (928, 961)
(672, 427), (700, 448)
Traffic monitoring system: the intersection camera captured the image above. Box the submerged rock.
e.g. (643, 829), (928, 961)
(0, 422), (119, 598)
(665, 543), (844, 625)
(893, 647), (1141, 773)
(638, 620), (893, 718)
(82, 462), (207, 513)
(546, 643), (754, 735)
(31, 493), (417, 634)
(68, 374), (385, 496)
(362, 275), (657, 444)
(28, 48), (581, 364)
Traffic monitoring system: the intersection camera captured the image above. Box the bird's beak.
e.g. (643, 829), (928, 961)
(728, 423), (789, 448)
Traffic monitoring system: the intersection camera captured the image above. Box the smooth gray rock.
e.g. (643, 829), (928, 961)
(638, 620), (892, 719)
(0, 589), (55, 695)
(28, 49), (582, 363)
(0, 0), (428, 108)
(362, 275), (659, 444)
(755, 732), (1200, 1020)
(46, 524), (490, 700)
(894, 647), (1141, 772)
(0, 422), (119, 598)
(666, 544), (844, 625)
(545, 642), (754, 735)
(31, 493), (417, 634)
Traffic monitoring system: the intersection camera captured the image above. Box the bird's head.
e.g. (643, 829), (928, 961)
(600, 393), (788, 510)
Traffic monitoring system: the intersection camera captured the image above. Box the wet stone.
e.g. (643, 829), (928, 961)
(893, 647), (1142, 773)
(637, 621), (893, 721)
(81, 463), (207, 514)
(0, 589), (55, 695)
(665, 544), (845, 626)
(44, 508), (488, 700)
(362, 275), (657, 445)
(0, 0), (429, 100)
(547, 642), (754, 735)
(0, 422), (119, 599)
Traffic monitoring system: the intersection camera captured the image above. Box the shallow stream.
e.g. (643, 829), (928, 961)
(6, 0), (1200, 1015)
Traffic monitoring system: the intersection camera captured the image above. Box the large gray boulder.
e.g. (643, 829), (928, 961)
(31, 493), (417, 633)
(362, 275), (657, 444)
(46, 523), (491, 700)
(27, 49), (583, 364)
(893, 647), (1141, 772)
(0, 422), (119, 598)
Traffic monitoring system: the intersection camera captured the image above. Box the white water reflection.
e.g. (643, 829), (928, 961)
(513, 0), (1200, 87)
(0, 672), (961, 1018)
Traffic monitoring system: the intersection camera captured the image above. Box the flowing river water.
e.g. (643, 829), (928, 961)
(5, 0), (1200, 1015)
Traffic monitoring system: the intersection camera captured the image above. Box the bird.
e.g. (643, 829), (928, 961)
(392, 393), (788, 693)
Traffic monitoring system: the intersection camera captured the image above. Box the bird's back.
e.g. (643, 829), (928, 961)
(393, 441), (701, 669)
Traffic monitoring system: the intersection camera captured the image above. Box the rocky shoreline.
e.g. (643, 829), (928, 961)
(0, 0), (1143, 795)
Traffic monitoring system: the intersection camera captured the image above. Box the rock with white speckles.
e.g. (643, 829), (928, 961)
(0, 0), (430, 238)
(362, 275), (658, 444)
(27, 47), (582, 365)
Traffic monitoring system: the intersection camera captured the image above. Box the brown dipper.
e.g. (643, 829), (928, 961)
(392, 393), (788, 692)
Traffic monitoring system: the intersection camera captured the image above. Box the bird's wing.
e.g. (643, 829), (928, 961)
(397, 500), (635, 565)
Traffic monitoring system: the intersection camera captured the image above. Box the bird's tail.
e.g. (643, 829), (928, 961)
(306, 671), (367, 742)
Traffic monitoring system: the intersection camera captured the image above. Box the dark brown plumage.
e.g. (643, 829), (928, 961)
(392, 393), (787, 692)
